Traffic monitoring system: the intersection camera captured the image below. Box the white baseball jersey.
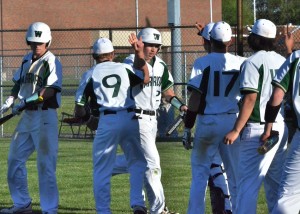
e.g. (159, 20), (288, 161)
(270, 51), (300, 213)
(75, 61), (148, 212)
(188, 52), (246, 114)
(75, 61), (145, 111)
(12, 51), (62, 108)
(272, 50), (300, 127)
(124, 54), (174, 110)
(7, 50), (62, 213)
(240, 50), (286, 122)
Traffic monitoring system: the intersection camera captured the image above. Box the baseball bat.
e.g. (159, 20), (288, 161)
(165, 111), (186, 136)
(0, 96), (43, 126)
(0, 113), (15, 126)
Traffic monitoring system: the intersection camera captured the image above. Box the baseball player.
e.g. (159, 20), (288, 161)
(75, 36), (150, 214)
(117, 27), (187, 214)
(261, 33), (300, 214)
(183, 21), (246, 214)
(0, 22), (62, 214)
(224, 19), (288, 214)
(193, 21), (233, 213)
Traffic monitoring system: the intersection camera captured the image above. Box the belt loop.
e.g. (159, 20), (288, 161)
(140, 109), (144, 117)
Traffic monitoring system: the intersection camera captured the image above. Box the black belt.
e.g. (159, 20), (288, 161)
(103, 108), (156, 116)
(245, 122), (265, 126)
(103, 108), (134, 115)
(26, 106), (48, 111)
(133, 109), (156, 116)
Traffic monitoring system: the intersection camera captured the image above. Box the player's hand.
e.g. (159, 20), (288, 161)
(260, 131), (271, 142)
(0, 96), (14, 114)
(180, 105), (188, 112)
(129, 33), (144, 52)
(285, 32), (294, 55)
(223, 129), (239, 145)
(195, 22), (204, 32)
(12, 100), (25, 115)
(182, 128), (193, 150)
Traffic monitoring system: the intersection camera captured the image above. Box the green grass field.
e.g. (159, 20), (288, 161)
(0, 138), (268, 214)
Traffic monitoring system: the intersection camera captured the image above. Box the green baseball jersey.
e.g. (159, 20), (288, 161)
(240, 50), (285, 122)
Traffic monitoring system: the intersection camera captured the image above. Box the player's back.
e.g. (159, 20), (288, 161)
(91, 61), (135, 111)
(240, 50), (286, 122)
(189, 52), (246, 115)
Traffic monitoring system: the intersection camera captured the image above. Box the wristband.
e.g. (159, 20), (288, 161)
(170, 96), (185, 111)
(184, 109), (197, 129)
(265, 102), (281, 123)
(25, 92), (43, 104)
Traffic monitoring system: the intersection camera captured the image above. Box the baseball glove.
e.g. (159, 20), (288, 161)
(257, 130), (279, 155)
(86, 115), (99, 131)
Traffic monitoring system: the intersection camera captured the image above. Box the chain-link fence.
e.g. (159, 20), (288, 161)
(0, 24), (299, 139)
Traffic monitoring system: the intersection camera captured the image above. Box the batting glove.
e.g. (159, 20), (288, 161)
(182, 128), (193, 150)
(12, 100), (26, 115)
(0, 96), (14, 114)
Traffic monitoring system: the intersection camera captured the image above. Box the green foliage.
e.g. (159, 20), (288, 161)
(222, 0), (254, 25)
(222, 0), (300, 26)
(0, 139), (268, 213)
(255, 0), (300, 24)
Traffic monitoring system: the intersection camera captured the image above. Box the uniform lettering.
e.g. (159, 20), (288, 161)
(35, 31), (42, 37)
(142, 76), (162, 88)
(102, 74), (121, 98)
(153, 33), (160, 41)
(214, 70), (239, 97)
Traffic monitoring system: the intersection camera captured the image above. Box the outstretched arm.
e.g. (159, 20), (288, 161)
(128, 33), (149, 84)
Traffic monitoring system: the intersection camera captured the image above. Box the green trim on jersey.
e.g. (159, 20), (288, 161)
(249, 64), (264, 122)
(42, 61), (51, 86)
(160, 62), (174, 92)
(77, 78), (94, 106)
(126, 68), (144, 86)
(272, 58), (299, 93)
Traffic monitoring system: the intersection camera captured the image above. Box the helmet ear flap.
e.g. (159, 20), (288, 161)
(46, 40), (51, 48)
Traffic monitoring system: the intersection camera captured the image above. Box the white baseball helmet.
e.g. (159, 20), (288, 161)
(26, 22), (52, 46)
(137, 28), (162, 45)
(210, 21), (232, 42)
(251, 19), (276, 39)
(92, 38), (114, 54)
(201, 22), (215, 40)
